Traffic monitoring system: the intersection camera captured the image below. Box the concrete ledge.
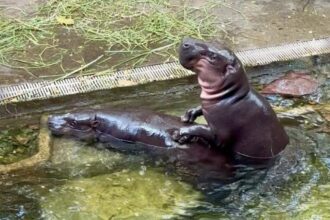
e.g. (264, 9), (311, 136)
(0, 37), (329, 106)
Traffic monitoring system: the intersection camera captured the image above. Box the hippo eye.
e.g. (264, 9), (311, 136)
(69, 121), (77, 127)
(209, 53), (217, 61)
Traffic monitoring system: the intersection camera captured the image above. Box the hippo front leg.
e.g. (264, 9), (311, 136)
(171, 124), (216, 145)
(181, 106), (203, 123)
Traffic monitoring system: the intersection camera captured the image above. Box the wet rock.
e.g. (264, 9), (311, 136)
(277, 105), (325, 129)
(315, 104), (330, 123)
(266, 95), (295, 108)
(314, 104), (330, 133)
(261, 72), (318, 97)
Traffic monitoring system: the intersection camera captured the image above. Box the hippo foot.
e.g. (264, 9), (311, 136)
(170, 127), (196, 144)
(181, 106), (202, 123)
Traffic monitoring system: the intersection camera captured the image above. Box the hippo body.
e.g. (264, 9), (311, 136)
(48, 109), (232, 179)
(173, 38), (289, 160)
(95, 110), (183, 148)
(49, 38), (289, 167)
(201, 87), (289, 159)
(50, 109), (194, 149)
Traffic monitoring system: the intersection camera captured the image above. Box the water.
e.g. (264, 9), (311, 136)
(0, 61), (329, 219)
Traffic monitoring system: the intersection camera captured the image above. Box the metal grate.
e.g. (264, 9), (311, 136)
(236, 37), (330, 66)
(1, 37), (329, 105)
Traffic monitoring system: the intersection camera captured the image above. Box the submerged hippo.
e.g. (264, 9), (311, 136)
(173, 38), (289, 162)
(48, 109), (233, 181)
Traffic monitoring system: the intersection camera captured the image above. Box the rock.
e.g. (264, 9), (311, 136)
(261, 72), (318, 97)
(314, 104), (330, 133)
(314, 104), (330, 123)
(276, 105), (325, 129)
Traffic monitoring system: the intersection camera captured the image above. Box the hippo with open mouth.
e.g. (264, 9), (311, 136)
(48, 38), (289, 167)
(173, 37), (289, 163)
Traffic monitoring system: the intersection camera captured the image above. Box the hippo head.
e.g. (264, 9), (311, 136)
(179, 37), (236, 72)
(179, 37), (249, 102)
(48, 112), (98, 142)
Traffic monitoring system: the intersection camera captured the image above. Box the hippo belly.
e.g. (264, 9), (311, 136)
(202, 90), (289, 159)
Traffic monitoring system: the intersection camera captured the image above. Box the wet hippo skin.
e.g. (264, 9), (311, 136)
(48, 109), (233, 180)
(48, 38), (289, 166)
(48, 109), (198, 149)
(173, 38), (289, 160)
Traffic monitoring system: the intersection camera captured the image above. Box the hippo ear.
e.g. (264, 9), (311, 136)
(91, 120), (100, 128)
(225, 64), (236, 75)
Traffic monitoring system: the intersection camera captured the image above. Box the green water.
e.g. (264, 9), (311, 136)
(0, 61), (329, 219)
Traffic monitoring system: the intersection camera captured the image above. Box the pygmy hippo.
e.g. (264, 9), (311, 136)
(48, 37), (289, 167)
(172, 37), (289, 163)
(48, 109), (233, 180)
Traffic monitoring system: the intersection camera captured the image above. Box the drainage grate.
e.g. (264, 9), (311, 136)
(1, 37), (329, 105)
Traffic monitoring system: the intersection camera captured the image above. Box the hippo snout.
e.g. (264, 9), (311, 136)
(47, 115), (67, 133)
(181, 37), (196, 50)
(180, 37), (206, 53)
(179, 37), (208, 69)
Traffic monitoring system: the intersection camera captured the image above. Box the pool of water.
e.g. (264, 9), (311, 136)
(0, 60), (329, 219)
